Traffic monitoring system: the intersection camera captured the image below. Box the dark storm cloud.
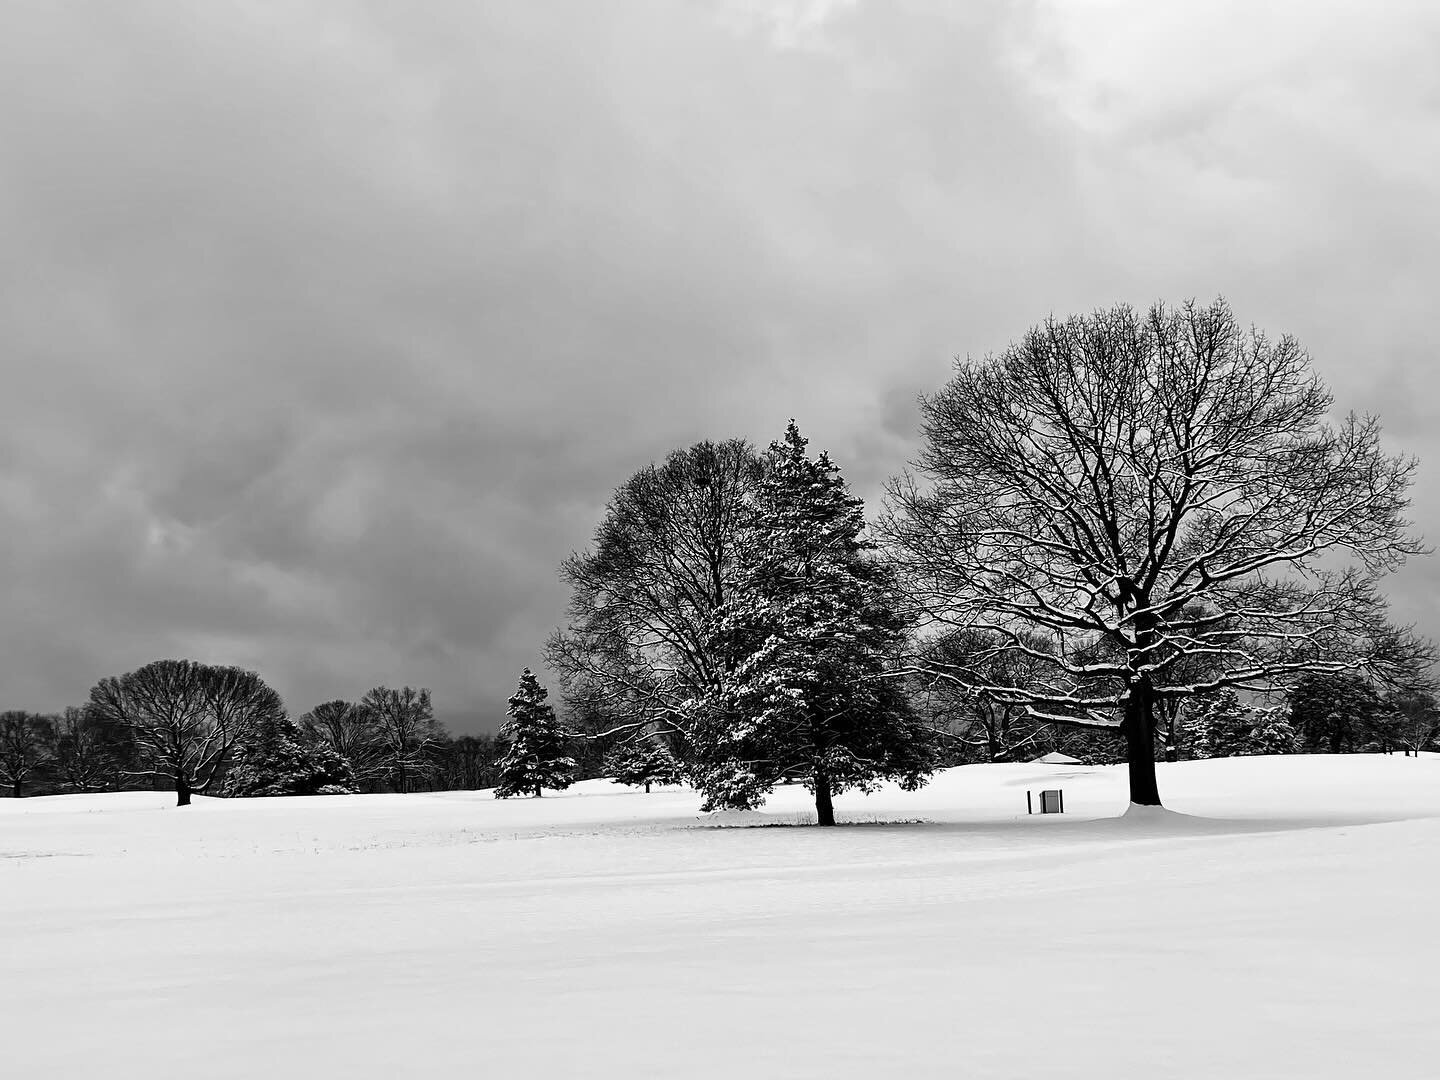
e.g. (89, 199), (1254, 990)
(3, 0), (1438, 728)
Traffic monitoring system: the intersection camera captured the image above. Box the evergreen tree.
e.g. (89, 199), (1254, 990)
(604, 737), (685, 793)
(1186, 690), (1297, 759)
(224, 715), (358, 796)
(1288, 673), (1384, 753)
(1186, 690), (1243, 760)
(495, 669), (577, 798)
(1246, 706), (1300, 757)
(695, 421), (939, 825)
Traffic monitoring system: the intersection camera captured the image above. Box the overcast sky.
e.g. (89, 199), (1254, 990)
(3, 0), (1438, 731)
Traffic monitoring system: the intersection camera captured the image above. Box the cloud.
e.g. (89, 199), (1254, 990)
(2, 0), (1437, 727)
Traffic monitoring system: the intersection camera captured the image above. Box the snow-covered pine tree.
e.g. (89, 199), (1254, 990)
(494, 669), (578, 798)
(694, 421), (939, 824)
(1186, 689), (1297, 759)
(1185, 690), (1240, 759)
(604, 736), (685, 793)
(1245, 705), (1300, 757)
(1288, 672), (1385, 753)
(224, 715), (359, 796)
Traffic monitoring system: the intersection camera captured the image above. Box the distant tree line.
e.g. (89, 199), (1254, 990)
(0, 666), (517, 804)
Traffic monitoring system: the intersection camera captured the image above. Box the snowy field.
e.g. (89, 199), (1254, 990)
(4, 755), (1438, 1079)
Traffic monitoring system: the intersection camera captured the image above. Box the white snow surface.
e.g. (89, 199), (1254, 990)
(4, 755), (1438, 1078)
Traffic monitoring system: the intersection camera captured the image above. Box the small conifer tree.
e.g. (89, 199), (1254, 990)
(1245, 705), (1300, 757)
(604, 737), (685, 793)
(495, 669), (577, 798)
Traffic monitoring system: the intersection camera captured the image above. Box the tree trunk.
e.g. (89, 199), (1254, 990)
(813, 768), (836, 826)
(644, 781), (652, 794)
(12, 779), (21, 799)
(1121, 682), (1162, 807)
(979, 703), (1000, 761)
(1161, 699), (1181, 763)
(176, 778), (192, 807)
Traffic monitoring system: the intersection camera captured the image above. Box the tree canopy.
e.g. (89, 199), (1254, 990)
(886, 298), (1424, 805)
(547, 440), (764, 760)
(87, 659), (287, 805)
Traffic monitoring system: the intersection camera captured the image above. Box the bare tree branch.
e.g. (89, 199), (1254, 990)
(884, 298), (1427, 805)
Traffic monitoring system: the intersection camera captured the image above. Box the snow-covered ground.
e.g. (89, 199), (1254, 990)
(4, 755), (1438, 1078)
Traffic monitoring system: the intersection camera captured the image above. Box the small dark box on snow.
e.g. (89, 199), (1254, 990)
(1025, 789), (1065, 814)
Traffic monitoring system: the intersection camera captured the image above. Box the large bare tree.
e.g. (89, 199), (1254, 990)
(885, 298), (1425, 806)
(359, 685), (441, 793)
(547, 439), (763, 756)
(87, 660), (286, 805)
(299, 699), (386, 788)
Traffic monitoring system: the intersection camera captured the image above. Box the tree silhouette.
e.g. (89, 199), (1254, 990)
(0, 711), (55, 798)
(495, 669), (576, 798)
(547, 440), (764, 761)
(88, 660), (285, 805)
(887, 299), (1424, 805)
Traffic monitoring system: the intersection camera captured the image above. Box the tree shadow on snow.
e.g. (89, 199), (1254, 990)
(692, 806), (1429, 840)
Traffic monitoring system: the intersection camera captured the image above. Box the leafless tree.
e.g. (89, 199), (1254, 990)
(435, 733), (502, 790)
(916, 628), (1057, 762)
(885, 298), (1425, 805)
(0, 711), (56, 798)
(1365, 626), (1440, 755)
(1061, 612), (1232, 762)
(359, 686), (441, 793)
(1387, 685), (1440, 756)
(300, 699), (386, 788)
(546, 439), (764, 756)
(87, 660), (285, 805)
(53, 705), (132, 791)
